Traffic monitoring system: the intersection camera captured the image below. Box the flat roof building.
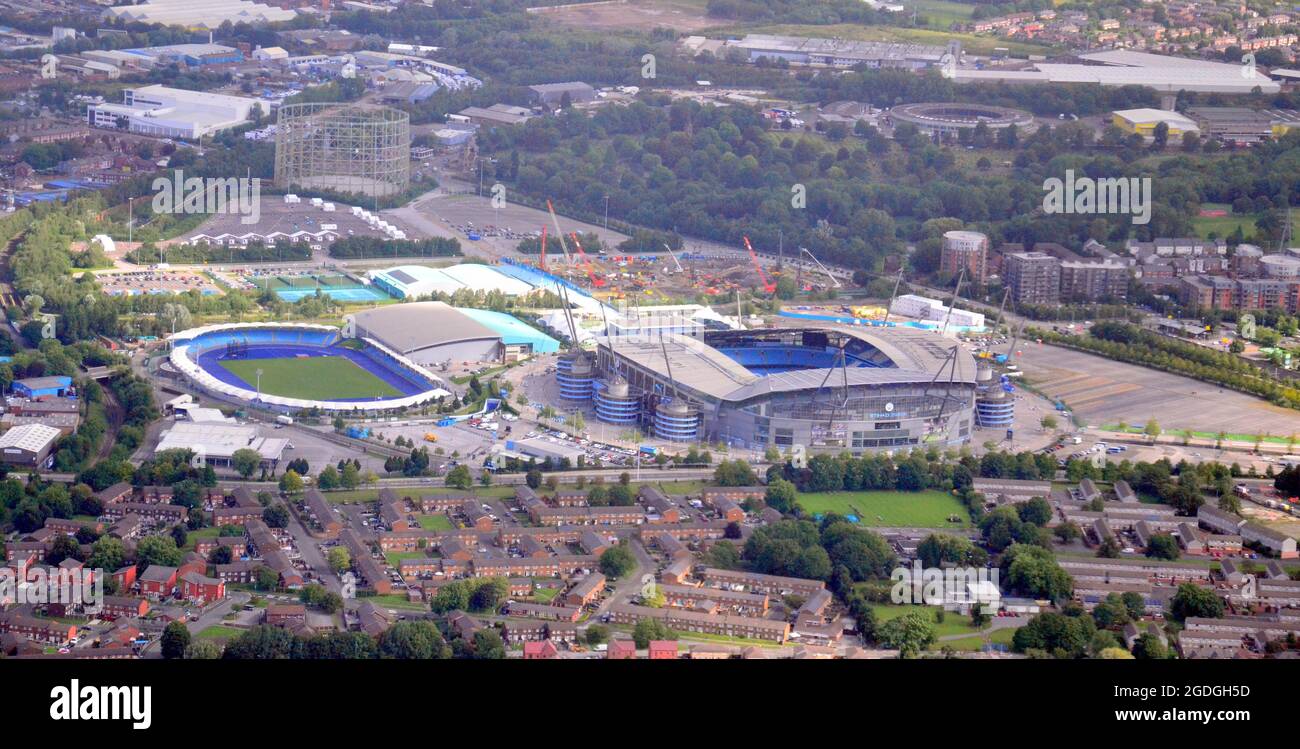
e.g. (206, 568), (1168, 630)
(0, 423), (61, 467)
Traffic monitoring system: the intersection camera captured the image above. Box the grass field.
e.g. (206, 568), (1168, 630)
(220, 356), (402, 400)
(365, 594), (428, 611)
(869, 603), (982, 637)
(417, 514), (453, 531)
(940, 626), (1018, 652)
(385, 551), (428, 567)
(1191, 203), (1300, 240)
(196, 625), (244, 640)
(797, 490), (970, 527)
(749, 23), (1054, 56)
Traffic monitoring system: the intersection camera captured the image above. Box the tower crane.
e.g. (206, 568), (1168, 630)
(545, 199), (574, 266)
(799, 247), (841, 288)
(570, 232), (605, 288)
(663, 243), (684, 273)
(742, 236), (776, 294)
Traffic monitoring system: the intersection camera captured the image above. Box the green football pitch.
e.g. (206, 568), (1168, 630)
(220, 356), (402, 400)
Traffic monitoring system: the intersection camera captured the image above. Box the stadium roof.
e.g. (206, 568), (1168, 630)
(603, 334), (759, 400)
(454, 308), (560, 353)
(351, 302), (500, 354)
(602, 326), (974, 402)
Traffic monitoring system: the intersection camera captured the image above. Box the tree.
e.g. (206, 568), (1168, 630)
(136, 534), (183, 570)
(1133, 632), (1167, 660)
(469, 577), (508, 613)
(764, 478), (797, 514)
(262, 503), (289, 529)
(161, 620), (191, 659)
(340, 462), (360, 489)
(1012, 611), (1095, 658)
(317, 464), (340, 490)
(631, 618), (677, 649)
(1143, 419), (1161, 442)
(599, 543), (636, 579)
(1040, 415), (1058, 431)
(1169, 582), (1224, 622)
(445, 464), (472, 490)
(279, 470), (304, 494)
(471, 629), (506, 659)
(585, 624), (609, 646)
(875, 611), (936, 658)
(378, 620), (450, 659)
(525, 469), (542, 489)
(1145, 533), (1180, 560)
(1002, 544), (1072, 600)
(231, 448), (262, 479)
(713, 459), (757, 486)
(88, 535), (126, 572)
(327, 546), (351, 574)
(183, 640), (222, 659)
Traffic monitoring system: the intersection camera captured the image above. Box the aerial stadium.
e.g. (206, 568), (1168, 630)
(887, 102), (1034, 137)
(166, 323), (450, 414)
(570, 326), (978, 450)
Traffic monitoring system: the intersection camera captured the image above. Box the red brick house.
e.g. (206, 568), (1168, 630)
(523, 639), (559, 659)
(607, 639), (636, 659)
(137, 565), (178, 599)
(112, 565), (137, 592)
(100, 595), (149, 620)
(180, 571), (225, 604)
(648, 640), (678, 660)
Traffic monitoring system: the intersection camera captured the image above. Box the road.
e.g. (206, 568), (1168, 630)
(215, 466), (723, 492)
(586, 537), (655, 628)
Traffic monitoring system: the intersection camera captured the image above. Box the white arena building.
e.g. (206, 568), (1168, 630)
(368, 264), (535, 298)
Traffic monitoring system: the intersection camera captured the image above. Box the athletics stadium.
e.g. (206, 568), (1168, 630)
(167, 323), (450, 413)
(567, 326), (977, 450)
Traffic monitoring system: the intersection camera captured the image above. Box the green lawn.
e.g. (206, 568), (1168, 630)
(750, 22), (1055, 56)
(364, 594), (428, 611)
(220, 356), (402, 400)
(939, 626), (1018, 652)
(798, 490), (970, 527)
(1190, 204), (1300, 241)
(532, 587), (561, 604)
(321, 486), (516, 504)
(868, 603), (990, 638)
(417, 514), (453, 531)
(196, 625), (244, 640)
(385, 551), (427, 567)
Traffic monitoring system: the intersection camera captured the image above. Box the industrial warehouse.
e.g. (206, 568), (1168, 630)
(554, 326), (979, 451)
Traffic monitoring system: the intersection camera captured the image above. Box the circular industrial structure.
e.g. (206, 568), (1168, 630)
(557, 352), (595, 402)
(166, 323), (448, 414)
(973, 364), (1015, 428)
(888, 102), (1034, 136)
(575, 326), (978, 452)
(274, 103), (411, 199)
(593, 375), (639, 425)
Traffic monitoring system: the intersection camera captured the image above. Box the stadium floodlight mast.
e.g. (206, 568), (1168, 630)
(256, 368), (263, 397)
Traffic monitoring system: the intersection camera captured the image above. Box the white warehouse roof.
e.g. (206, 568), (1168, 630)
(0, 423), (61, 453)
(369, 264), (534, 298)
(104, 0), (298, 28)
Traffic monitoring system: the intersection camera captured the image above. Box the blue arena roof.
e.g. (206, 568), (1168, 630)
(454, 308), (560, 354)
